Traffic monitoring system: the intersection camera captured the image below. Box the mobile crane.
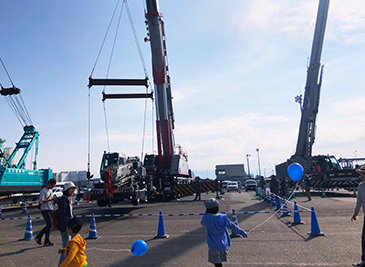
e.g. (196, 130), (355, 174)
(275, 0), (360, 189)
(0, 73), (52, 205)
(88, 0), (191, 205)
(142, 0), (191, 199)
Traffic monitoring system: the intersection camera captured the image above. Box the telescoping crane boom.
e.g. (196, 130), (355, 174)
(275, 0), (360, 189)
(143, 0), (190, 198)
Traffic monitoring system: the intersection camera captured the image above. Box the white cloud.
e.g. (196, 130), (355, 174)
(231, 0), (317, 38)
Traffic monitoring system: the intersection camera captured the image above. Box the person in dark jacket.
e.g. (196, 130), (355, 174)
(270, 175), (279, 195)
(58, 182), (77, 266)
(193, 177), (201, 201)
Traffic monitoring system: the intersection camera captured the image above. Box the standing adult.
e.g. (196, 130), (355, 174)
(304, 175), (312, 201)
(193, 177), (201, 201)
(260, 176), (266, 192)
(58, 181), (77, 266)
(35, 178), (57, 246)
(270, 175), (279, 195)
(351, 165), (365, 267)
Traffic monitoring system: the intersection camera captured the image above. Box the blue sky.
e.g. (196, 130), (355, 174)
(1, 0), (365, 179)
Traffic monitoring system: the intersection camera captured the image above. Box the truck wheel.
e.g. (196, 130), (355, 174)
(131, 197), (140, 206)
(131, 192), (140, 206)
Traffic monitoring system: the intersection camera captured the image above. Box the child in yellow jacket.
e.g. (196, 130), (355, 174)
(58, 217), (88, 267)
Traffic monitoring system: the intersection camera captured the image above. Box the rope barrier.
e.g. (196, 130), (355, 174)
(246, 184), (302, 233)
(0, 209), (309, 221)
(86, 247), (130, 252)
(273, 193), (311, 212)
(1, 216), (42, 221)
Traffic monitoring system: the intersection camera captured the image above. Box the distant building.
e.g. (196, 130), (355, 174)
(215, 164), (246, 185)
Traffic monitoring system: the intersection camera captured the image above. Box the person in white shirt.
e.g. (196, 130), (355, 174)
(35, 178), (57, 246)
(351, 165), (365, 267)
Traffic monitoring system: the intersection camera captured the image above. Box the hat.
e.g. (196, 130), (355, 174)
(204, 198), (219, 209)
(356, 165), (365, 174)
(63, 181), (77, 192)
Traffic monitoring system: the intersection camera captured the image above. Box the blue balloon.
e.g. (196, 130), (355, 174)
(131, 240), (148, 257)
(287, 163), (304, 182)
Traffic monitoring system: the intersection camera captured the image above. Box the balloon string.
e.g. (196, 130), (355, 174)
(247, 182), (299, 234)
(86, 247), (131, 252)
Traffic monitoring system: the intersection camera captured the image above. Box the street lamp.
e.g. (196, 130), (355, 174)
(246, 154), (251, 178)
(256, 148), (261, 177)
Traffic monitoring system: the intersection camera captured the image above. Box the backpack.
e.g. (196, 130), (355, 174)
(52, 210), (60, 230)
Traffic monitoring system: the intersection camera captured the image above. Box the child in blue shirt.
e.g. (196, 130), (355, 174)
(201, 198), (247, 267)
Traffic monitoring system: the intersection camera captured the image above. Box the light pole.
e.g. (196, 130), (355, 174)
(355, 150), (358, 159)
(256, 148), (261, 177)
(246, 154), (251, 178)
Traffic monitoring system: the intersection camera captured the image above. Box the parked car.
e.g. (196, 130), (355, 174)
(245, 179), (257, 191)
(227, 181), (239, 192)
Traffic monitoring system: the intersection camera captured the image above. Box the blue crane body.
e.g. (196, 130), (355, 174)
(0, 85), (52, 200)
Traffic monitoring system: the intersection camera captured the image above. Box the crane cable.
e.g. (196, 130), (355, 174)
(88, 0), (154, 163)
(0, 56), (33, 127)
(102, 0), (126, 154)
(87, 0), (122, 178)
(125, 0), (153, 160)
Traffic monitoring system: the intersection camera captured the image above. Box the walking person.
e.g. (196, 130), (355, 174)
(201, 198), (247, 267)
(58, 217), (88, 267)
(35, 178), (57, 246)
(193, 177), (201, 201)
(351, 165), (365, 267)
(58, 182), (77, 266)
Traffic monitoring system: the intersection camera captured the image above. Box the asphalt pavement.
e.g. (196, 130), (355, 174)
(0, 189), (362, 266)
